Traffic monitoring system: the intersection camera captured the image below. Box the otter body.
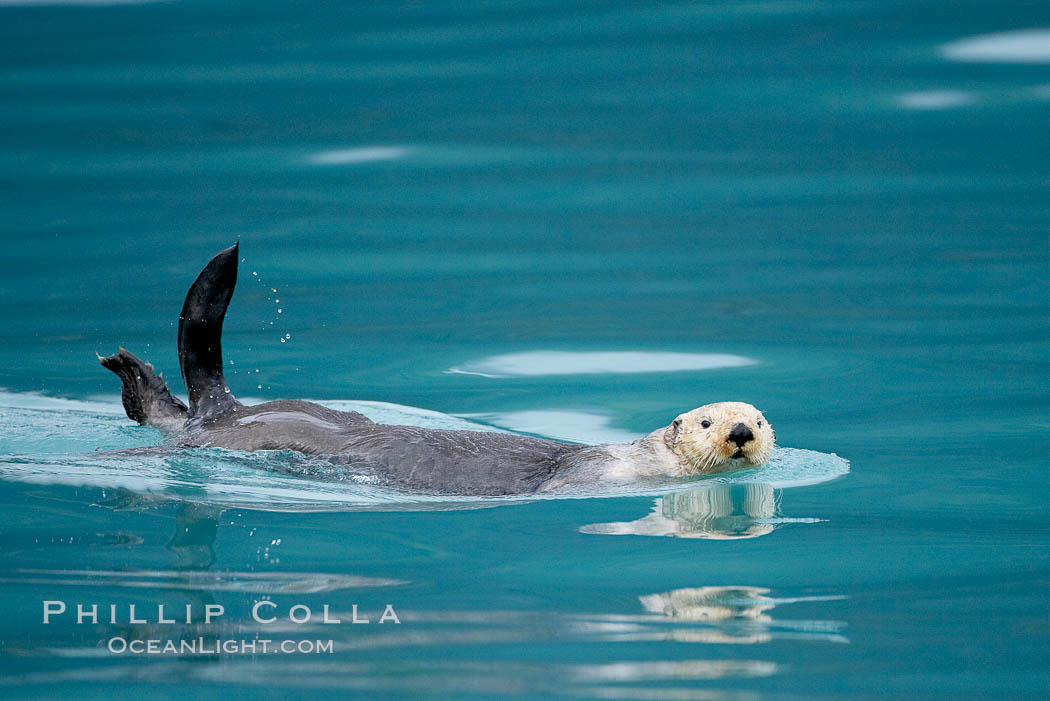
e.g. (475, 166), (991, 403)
(185, 398), (580, 494)
(101, 245), (774, 496)
(170, 397), (686, 494)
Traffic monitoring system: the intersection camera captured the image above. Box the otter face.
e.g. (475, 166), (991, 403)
(663, 402), (775, 474)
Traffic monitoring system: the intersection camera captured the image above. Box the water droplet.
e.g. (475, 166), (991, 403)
(277, 309), (282, 314)
(271, 288), (277, 293)
(275, 299), (279, 303)
(280, 338), (286, 343)
(257, 384), (262, 389)
(285, 333), (291, 339)
(229, 360), (234, 365)
(252, 271), (258, 276)
(224, 387), (231, 394)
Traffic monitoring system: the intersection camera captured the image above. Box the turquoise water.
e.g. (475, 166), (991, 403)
(1, 1), (1048, 698)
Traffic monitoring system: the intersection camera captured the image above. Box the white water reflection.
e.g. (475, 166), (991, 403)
(569, 659), (778, 682)
(459, 409), (640, 444)
(941, 28), (1050, 64)
(448, 350), (757, 377)
(896, 90), (974, 110)
(308, 146), (411, 165)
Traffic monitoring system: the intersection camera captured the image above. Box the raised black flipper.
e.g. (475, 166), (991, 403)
(99, 348), (188, 429)
(178, 243), (243, 420)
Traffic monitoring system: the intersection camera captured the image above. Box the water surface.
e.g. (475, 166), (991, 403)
(0, 1), (1047, 698)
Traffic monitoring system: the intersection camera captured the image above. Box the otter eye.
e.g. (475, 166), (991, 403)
(700, 420), (712, 429)
(757, 420), (763, 427)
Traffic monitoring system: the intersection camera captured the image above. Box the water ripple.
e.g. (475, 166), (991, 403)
(2, 568), (405, 592)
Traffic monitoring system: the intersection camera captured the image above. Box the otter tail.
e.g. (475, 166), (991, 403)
(177, 243), (243, 420)
(99, 348), (189, 429)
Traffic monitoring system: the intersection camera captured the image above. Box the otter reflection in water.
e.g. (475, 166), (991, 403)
(641, 586), (776, 622)
(630, 586), (848, 645)
(580, 483), (821, 539)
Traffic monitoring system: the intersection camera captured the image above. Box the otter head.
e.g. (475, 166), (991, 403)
(663, 402), (775, 474)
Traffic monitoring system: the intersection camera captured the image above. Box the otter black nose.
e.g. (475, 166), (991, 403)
(728, 423), (754, 447)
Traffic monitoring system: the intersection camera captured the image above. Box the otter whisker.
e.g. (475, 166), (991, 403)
(689, 454), (703, 475)
(699, 453), (715, 473)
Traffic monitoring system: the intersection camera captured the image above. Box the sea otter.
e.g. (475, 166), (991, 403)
(100, 245), (775, 496)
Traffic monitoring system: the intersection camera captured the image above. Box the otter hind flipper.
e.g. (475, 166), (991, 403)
(178, 243), (243, 420)
(99, 348), (188, 428)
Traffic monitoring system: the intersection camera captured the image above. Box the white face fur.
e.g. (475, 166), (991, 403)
(663, 401), (775, 474)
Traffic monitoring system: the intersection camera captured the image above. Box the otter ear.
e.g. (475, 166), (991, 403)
(666, 418), (682, 446)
